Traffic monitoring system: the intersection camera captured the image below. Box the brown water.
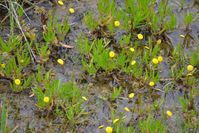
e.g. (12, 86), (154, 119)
(0, 0), (199, 132)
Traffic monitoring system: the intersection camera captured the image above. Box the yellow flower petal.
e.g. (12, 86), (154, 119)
(14, 79), (21, 85)
(43, 96), (50, 103)
(144, 46), (150, 50)
(166, 110), (172, 117)
(180, 34), (185, 38)
(69, 8), (75, 14)
(131, 60), (136, 65)
(58, 0), (64, 6)
(98, 125), (104, 129)
(137, 34), (143, 40)
(1, 63), (5, 68)
(57, 59), (64, 65)
(152, 58), (159, 65)
(129, 47), (135, 52)
(149, 81), (155, 87)
(105, 126), (113, 133)
(187, 65), (194, 72)
(157, 39), (162, 45)
(157, 56), (163, 62)
(109, 51), (115, 58)
(187, 73), (192, 76)
(128, 93), (135, 99)
(124, 107), (130, 112)
(113, 118), (119, 124)
(82, 96), (88, 101)
(114, 21), (120, 27)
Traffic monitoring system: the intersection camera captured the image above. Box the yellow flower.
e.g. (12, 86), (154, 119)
(157, 56), (163, 62)
(69, 8), (75, 14)
(131, 60), (136, 65)
(113, 118), (119, 124)
(124, 107), (130, 112)
(187, 65), (194, 72)
(129, 47), (135, 52)
(187, 73), (192, 76)
(157, 39), (162, 45)
(114, 21), (120, 27)
(58, 0), (64, 6)
(149, 81), (155, 87)
(20, 59), (24, 63)
(109, 51), (115, 58)
(98, 125), (104, 129)
(152, 58), (159, 65)
(14, 79), (21, 85)
(144, 46), (150, 50)
(166, 110), (172, 117)
(43, 96), (50, 103)
(128, 93), (135, 99)
(57, 59), (64, 65)
(1, 63), (5, 68)
(180, 34), (185, 38)
(82, 96), (88, 101)
(137, 34), (143, 40)
(105, 126), (113, 133)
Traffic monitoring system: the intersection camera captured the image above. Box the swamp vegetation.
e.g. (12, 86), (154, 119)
(0, 0), (199, 132)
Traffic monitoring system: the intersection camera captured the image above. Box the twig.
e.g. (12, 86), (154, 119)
(10, 125), (19, 133)
(9, 0), (36, 63)
(1, 0), (46, 23)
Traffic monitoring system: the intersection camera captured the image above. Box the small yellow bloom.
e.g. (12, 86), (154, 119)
(137, 34), (143, 40)
(157, 56), (163, 62)
(105, 126), (113, 133)
(187, 73), (192, 76)
(20, 59), (24, 63)
(129, 47), (135, 52)
(113, 118), (119, 124)
(152, 58), (159, 65)
(124, 107), (130, 112)
(82, 96), (88, 101)
(43, 96), (50, 103)
(131, 60), (136, 65)
(1, 63), (5, 68)
(57, 59), (64, 65)
(109, 51), (115, 58)
(144, 46), (150, 50)
(114, 21), (120, 27)
(69, 8), (75, 14)
(128, 20), (131, 25)
(98, 125), (104, 129)
(128, 93), (135, 99)
(157, 39), (162, 45)
(14, 79), (21, 85)
(180, 34), (185, 38)
(187, 65), (194, 72)
(166, 110), (172, 117)
(149, 81), (155, 87)
(58, 0), (64, 6)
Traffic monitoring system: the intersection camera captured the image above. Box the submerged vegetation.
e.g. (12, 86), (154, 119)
(0, 0), (199, 132)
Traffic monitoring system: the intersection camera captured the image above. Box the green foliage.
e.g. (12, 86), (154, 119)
(1, 104), (7, 133)
(35, 43), (50, 62)
(184, 12), (193, 28)
(111, 86), (122, 101)
(0, 36), (21, 53)
(56, 18), (70, 41)
(139, 116), (167, 133)
(83, 12), (98, 31)
(33, 79), (87, 123)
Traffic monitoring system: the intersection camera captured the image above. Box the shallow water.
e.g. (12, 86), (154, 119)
(0, 0), (199, 132)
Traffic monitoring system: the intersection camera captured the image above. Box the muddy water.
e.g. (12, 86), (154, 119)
(0, 0), (199, 132)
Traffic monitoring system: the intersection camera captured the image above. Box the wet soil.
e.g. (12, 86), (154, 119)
(0, 0), (199, 132)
